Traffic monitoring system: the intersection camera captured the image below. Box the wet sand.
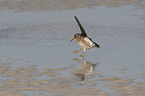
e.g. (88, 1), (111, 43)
(0, 0), (145, 12)
(0, 58), (145, 96)
(0, 1), (145, 96)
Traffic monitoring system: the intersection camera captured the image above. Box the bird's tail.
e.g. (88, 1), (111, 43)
(94, 43), (100, 48)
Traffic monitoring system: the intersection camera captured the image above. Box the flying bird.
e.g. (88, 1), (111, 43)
(70, 16), (100, 56)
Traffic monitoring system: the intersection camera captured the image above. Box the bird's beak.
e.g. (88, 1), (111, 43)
(70, 38), (75, 42)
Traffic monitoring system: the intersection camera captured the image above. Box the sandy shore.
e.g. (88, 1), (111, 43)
(0, 0), (145, 12)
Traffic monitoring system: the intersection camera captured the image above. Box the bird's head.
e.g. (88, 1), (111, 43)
(70, 33), (81, 42)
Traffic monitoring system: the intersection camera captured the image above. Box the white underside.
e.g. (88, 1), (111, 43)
(78, 37), (95, 51)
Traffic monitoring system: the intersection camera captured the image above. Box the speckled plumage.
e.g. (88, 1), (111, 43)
(70, 16), (100, 56)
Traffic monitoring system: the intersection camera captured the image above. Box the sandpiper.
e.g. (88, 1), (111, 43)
(70, 16), (100, 56)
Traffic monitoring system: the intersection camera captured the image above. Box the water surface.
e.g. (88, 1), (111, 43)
(0, 2), (145, 96)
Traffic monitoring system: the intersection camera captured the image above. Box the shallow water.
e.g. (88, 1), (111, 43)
(0, 2), (145, 96)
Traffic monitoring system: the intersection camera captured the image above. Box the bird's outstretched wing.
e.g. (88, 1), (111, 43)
(74, 16), (87, 37)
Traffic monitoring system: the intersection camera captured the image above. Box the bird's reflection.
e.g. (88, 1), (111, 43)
(73, 57), (99, 81)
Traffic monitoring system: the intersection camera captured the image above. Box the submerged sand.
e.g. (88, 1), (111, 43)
(0, 60), (145, 96)
(0, 61), (107, 96)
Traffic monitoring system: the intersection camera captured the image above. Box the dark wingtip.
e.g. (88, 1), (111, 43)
(95, 43), (100, 48)
(98, 45), (100, 48)
(74, 16), (78, 21)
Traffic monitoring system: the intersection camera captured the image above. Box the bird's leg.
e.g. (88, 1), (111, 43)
(80, 49), (86, 56)
(73, 47), (82, 54)
(80, 51), (85, 56)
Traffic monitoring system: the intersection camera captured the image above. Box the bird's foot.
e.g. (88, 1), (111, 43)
(73, 50), (79, 54)
(73, 48), (82, 54)
(80, 51), (85, 57)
